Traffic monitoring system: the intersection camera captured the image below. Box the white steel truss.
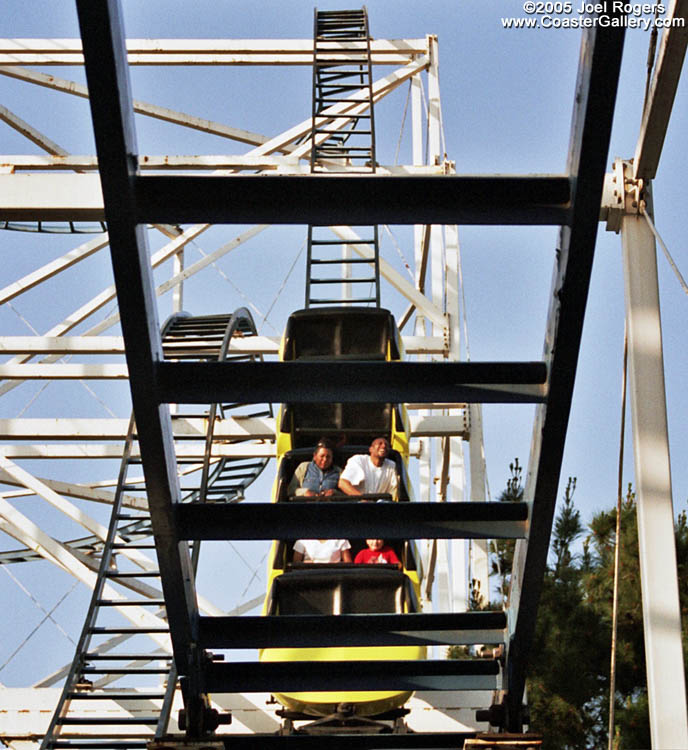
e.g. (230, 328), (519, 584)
(0, 25), (488, 746)
(1, 6), (686, 748)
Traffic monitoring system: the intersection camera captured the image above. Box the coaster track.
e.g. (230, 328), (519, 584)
(39, 309), (271, 749)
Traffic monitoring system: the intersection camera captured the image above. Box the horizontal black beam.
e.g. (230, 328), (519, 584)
(173, 501), (529, 540)
(202, 658), (499, 693)
(155, 361), (547, 404)
(134, 174), (572, 225)
(149, 732), (479, 749)
(199, 611), (507, 649)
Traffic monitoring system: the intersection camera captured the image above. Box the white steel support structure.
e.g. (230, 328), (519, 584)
(410, 63), (434, 611)
(0, 29), (486, 744)
(428, 32), (456, 616)
(610, 161), (688, 747)
(413, 33), (486, 616)
(621, 205), (688, 748)
(3, 8), (685, 745)
(601, 4), (688, 743)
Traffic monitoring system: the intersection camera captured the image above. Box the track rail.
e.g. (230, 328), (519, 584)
(39, 309), (271, 749)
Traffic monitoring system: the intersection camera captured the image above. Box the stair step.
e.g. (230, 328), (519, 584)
(66, 692), (166, 701)
(311, 277), (377, 285)
(315, 128), (373, 135)
(95, 599), (166, 606)
(315, 97), (370, 104)
(89, 627), (169, 634)
(309, 298), (378, 305)
(57, 716), (159, 725)
(309, 258), (374, 265)
(83, 653), (172, 660)
(49, 743), (149, 749)
(309, 238), (372, 245)
(82, 666), (171, 674)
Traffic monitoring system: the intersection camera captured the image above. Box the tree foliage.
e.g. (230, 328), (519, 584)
(485, 464), (688, 749)
(491, 458), (523, 603)
(527, 476), (612, 749)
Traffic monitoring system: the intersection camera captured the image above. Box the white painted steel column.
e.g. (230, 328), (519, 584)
(428, 34), (444, 348)
(427, 34), (443, 337)
(427, 35), (441, 166)
(450, 435), (468, 611)
(431, 438), (451, 613)
(170, 246), (183, 415)
(172, 247), (184, 313)
(436, 539), (452, 615)
(430, 38), (470, 614)
(419, 440), (435, 607)
(469, 403), (490, 606)
(411, 67), (426, 328)
(342, 241), (352, 301)
(410, 63), (427, 325)
(446, 224), (469, 610)
(445, 224), (460, 358)
(411, 64), (436, 615)
(427, 34), (455, 614)
(455, 213), (488, 604)
(621, 204), (688, 749)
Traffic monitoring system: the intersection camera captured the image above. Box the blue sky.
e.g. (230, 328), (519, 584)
(1, 0), (687, 688)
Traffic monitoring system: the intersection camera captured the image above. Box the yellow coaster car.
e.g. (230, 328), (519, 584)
(259, 307), (424, 723)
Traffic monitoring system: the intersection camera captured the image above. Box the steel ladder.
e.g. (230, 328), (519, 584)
(306, 7), (381, 308)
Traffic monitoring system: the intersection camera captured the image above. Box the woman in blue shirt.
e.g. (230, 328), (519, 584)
(288, 439), (342, 497)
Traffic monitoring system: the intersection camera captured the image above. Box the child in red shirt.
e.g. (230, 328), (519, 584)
(354, 538), (401, 566)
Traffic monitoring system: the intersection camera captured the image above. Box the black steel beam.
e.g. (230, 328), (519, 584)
(173, 501), (528, 541)
(155, 361), (547, 404)
(199, 611), (507, 649)
(134, 174), (572, 225)
(75, 0), (198, 675)
(203, 659), (499, 693)
(505, 23), (625, 729)
(150, 733), (478, 749)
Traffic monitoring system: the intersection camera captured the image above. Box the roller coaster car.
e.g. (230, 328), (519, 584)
(275, 306), (409, 456)
(260, 307), (424, 724)
(262, 563), (423, 720)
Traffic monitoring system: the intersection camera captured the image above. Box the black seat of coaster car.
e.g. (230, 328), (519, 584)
(270, 567), (406, 615)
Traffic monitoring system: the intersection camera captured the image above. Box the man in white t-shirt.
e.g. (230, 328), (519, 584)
(338, 437), (398, 497)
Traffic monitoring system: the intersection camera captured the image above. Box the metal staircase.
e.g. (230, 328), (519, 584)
(306, 8), (380, 308)
(40, 310), (270, 749)
(39, 410), (172, 749)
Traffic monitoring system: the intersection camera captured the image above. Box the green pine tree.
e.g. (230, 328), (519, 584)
(528, 476), (609, 749)
(491, 458), (523, 603)
(465, 463), (687, 748)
